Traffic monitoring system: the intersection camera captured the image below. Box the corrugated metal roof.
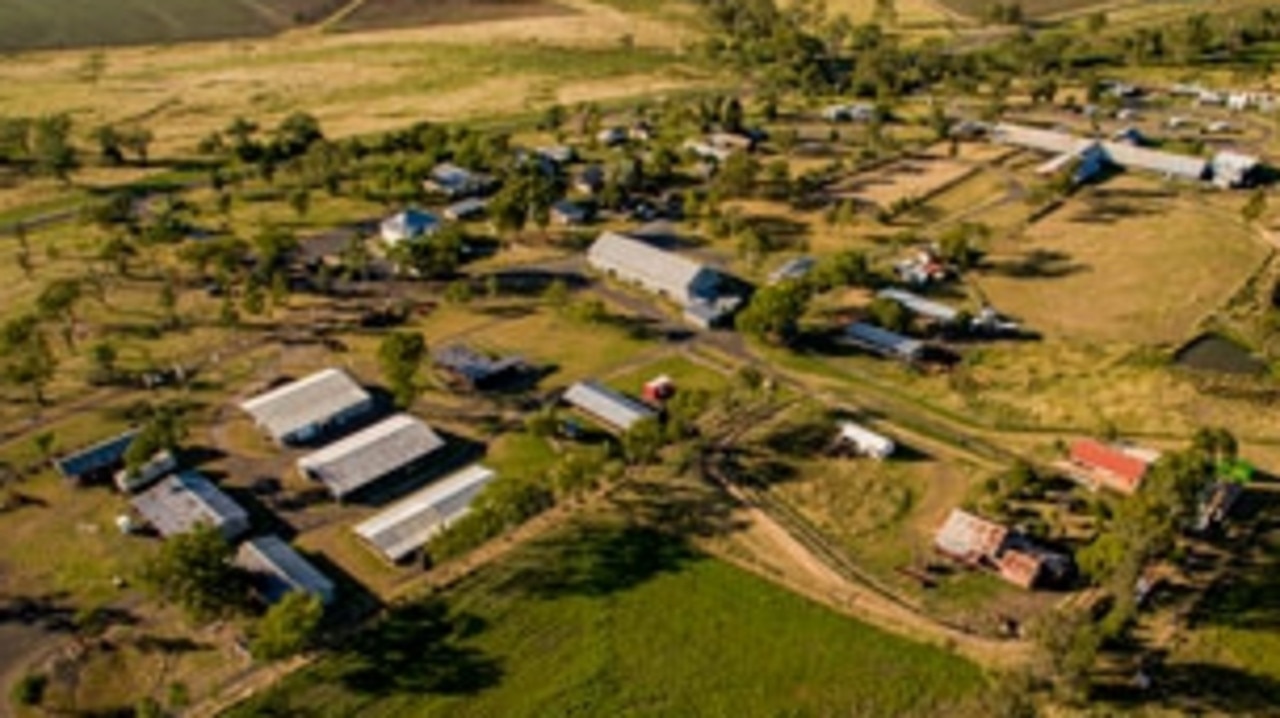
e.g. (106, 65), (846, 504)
(993, 123), (1086, 155)
(297, 414), (446, 499)
(837, 421), (895, 458)
(934, 508), (1008, 560)
(1101, 141), (1207, 179)
(994, 123), (1209, 180)
(240, 368), (372, 443)
(131, 471), (249, 540)
(878, 288), (959, 323)
(844, 322), (924, 359)
(434, 344), (522, 384)
(587, 231), (710, 306)
(563, 381), (656, 432)
(236, 535), (335, 605)
(1069, 439), (1152, 492)
(54, 430), (138, 479)
(354, 464), (496, 562)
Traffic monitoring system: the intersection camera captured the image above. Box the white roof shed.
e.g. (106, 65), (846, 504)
(239, 368), (373, 445)
(587, 231), (718, 307)
(563, 381), (656, 432)
(354, 464), (496, 563)
(131, 471), (250, 541)
(236, 535), (336, 605)
(298, 414), (446, 500)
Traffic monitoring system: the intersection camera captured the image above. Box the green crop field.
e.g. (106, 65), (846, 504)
(226, 521), (986, 717)
(337, 0), (571, 32)
(0, 0), (346, 52)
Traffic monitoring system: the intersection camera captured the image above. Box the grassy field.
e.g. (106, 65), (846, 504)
(0, 0), (343, 52)
(974, 177), (1269, 345)
(0, 0), (706, 157)
(226, 518), (987, 717)
(337, 0), (572, 31)
(935, 0), (1110, 19)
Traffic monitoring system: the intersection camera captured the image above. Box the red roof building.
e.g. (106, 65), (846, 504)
(1069, 439), (1155, 494)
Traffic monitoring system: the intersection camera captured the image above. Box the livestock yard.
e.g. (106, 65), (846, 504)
(2, 0), (1280, 715)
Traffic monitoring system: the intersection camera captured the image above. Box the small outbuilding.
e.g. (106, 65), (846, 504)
(131, 471), (250, 541)
(240, 368), (374, 446)
(354, 464), (497, 563)
(380, 208), (440, 245)
(236, 535), (335, 605)
(1068, 439), (1159, 495)
(835, 421), (895, 460)
(563, 381), (656, 433)
(842, 322), (924, 362)
(297, 414), (447, 501)
(54, 430), (139, 484)
(433, 344), (524, 391)
(444, 198), (488, 222)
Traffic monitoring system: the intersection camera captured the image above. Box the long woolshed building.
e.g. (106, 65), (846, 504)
(54, 429), (138, 484)
(843, 322), (924, 362)
(297, 414), (446, 500)
(240, 368), (374, 445)
(587, 231), (738, 327)
(131, 471), (250, 541)
(354, 464), (497, 563)
(235, 535), (335, 605)
(563, 381), (656, 433)
(991, 123), (1261, 186)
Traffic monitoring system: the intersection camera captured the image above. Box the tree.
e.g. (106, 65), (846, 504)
(120, 126), (154, 166)
(1029, 609), (1099, 704)
(1242, 188), (1267, 224)
(10, 673), (47, 709)
(251, 592), (324, 661)
(288, 187), (311, 219)
(124, 403), (187, 473)
(88, 341), (119, 385)
(0, 314), (56, 405)
(31, 114), (78, 181)
(378, 331), (427, 408)
(715, 151), (760, 198)
(140, 524), (247, 621)
(866, 296), (910, 333)
(621, 417), (666, 465)
(93, 125), (124, 165)
(735, 280), (809, 344)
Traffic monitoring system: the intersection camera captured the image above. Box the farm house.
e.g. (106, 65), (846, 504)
(239, 368), (374, 446)
(379, 208), (440, 245)
(297, 414), (446, 501)
(563, 381), (656, 433)
(236, 535), (335, 605)
(423, 162), (494, 199)
(131, 471), (250, 541)
(1067, 439), (1160, 495)
(835, 421), (895, 460)
(354, 464), (497, 563)
(934, 508), (1071, 590)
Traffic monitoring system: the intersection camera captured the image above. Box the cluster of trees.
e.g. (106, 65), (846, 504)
(377, 331), (428, 408)
(0, 114), (78, 180)
(140, 526), (324, 661)
(736, 250), (874, 344)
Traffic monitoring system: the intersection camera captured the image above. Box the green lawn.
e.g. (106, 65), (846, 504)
(226, 520), (986, 717)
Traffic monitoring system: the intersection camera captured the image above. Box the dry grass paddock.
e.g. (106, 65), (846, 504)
(832, 156), (975, 212)
(974, 176), (1270, 345)
(0, 0), (704, 157)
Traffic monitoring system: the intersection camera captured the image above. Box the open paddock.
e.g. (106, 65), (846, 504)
(974, 178), (1270, 345)
(338, 0), (574, 31)
(832, 156), (976, 212)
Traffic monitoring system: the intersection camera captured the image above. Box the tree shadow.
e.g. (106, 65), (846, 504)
(337, 598), (501, 697)
(1096, 661), (1280, 715)
(981, 249), (1089, 279)
(493, 522), (700, 600)
(612, 477), (750, 539)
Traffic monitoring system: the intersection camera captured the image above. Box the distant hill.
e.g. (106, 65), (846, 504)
(0, 0), (347, 52)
